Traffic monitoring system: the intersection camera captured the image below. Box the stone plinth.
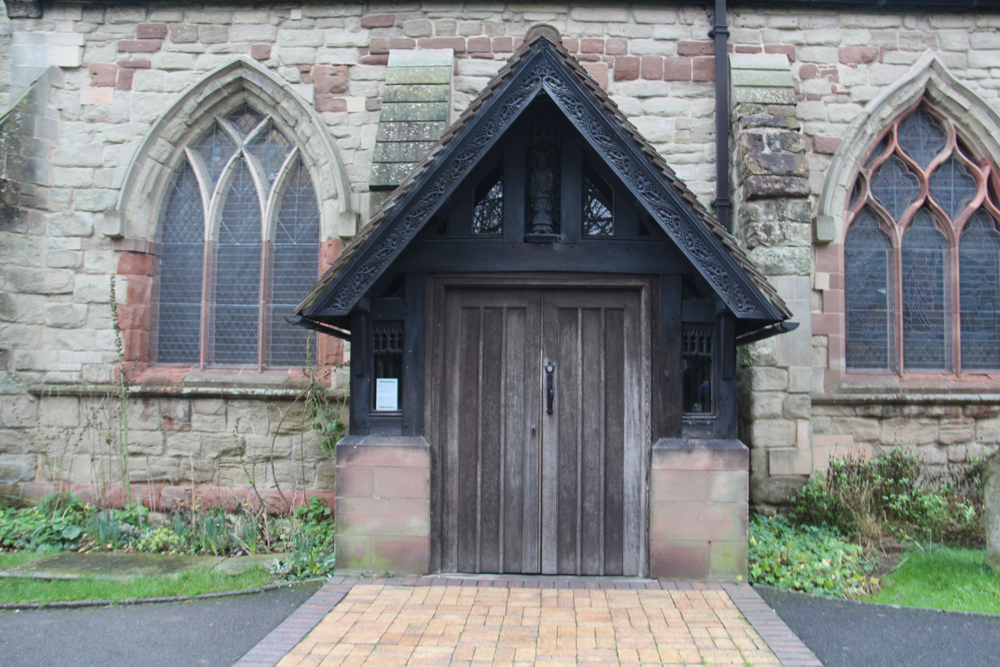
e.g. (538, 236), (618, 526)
(649, 439), (749, 580)
(335, 435), (430, 574)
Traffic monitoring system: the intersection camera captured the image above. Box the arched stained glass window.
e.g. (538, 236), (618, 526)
(902, 210), (951, 371)
(155, 163), (204, 364)
(844, 100), (1000, 375)
(153, 104), (319, 368)
(960, 210), (1000, 371)
(845, 208), (895, 371)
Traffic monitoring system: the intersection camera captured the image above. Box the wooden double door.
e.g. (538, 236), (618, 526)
(438, 284), (647, 575)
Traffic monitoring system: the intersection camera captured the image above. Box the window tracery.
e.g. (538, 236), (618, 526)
(844, 101), (1000, 374)
(152, 104), (319, 369)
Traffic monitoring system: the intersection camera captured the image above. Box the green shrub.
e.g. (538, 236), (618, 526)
(0, 493), (91, 553)
(749, 514), (877, 597)
(792, 449), (984, 548)
(269, 497), (336, 580)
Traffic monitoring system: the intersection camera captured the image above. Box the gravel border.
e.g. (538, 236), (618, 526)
(0, 578), (327, 611)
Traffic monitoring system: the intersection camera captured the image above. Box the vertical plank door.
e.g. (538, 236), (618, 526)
(440, 287), (644, 575)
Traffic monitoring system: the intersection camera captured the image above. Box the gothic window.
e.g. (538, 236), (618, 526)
(152, 104), (319, 368)
(844, 101), (1000, 374)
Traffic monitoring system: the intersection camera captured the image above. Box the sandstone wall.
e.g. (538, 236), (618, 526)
(1, 1), (1000, 500)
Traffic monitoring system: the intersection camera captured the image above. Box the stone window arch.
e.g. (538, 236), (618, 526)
(153, 103), (320, 368)
(843, 99), (1000, 375)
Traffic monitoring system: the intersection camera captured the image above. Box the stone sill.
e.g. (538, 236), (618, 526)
(27, 382), (346, 401)
(813, 392), (1000, 405)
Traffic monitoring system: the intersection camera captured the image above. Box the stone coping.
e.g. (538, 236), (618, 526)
(233, 575), (823, 667)
(26, 383), (346, 400)
(813, 391), (1000, 405)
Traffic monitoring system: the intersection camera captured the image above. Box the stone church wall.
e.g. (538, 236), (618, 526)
(1, 1), (999, 506)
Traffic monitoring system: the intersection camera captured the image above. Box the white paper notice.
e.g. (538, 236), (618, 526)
(375, 378), (399, 411)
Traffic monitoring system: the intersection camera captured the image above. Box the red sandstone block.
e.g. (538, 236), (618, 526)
(373, 466), (430, 499)
(89, 63), (117, 87)
(577, 53), (600, 62)
(678, 40), (713, 56)
(125, 274), (151, 303)
(468, 36), (491, 53)
(492, 37), (513, 53)
(814, 243), (841, 272)
(336, 466), (374, 497)
(649, 540), (710, 580)
(137, 23), (168, 39)
(605, 38), (627, 56)
(369, 37), (390, 54)
(117, 252), (153, 276)
(640, 56), (662, 80)
(562, 37), (578, 52)
(799, 63), (819, 79)
(315, 94), (347, 113)
(650, 469), (710, 502)
(116, 68), (134, 91)
(824, 288), (845, 312)
(734, 45), (761, 53)
(614, 56), (639, 81)
(336, 534), (372, 570)
(360, 14), (395, 29)
(123, 330), (149, 362)
(336, 497), (429, 536)
(812, 312), (840, 335)
(839, 45), (879, 65)
(765, 44), (796, 62)
(372, 535), (430, 574)
(812, 136), (841, 154)
(359, 54), (389, 65)
(652, 444), (747, 472)
(651, 502), (747, 542)
(583, 62), (609, 88)
(250, 43), (271, 60)
(116, 304), (150, 332)
(117, 58), (151, 69)
(662, 56), (691, 81)
(337, 442), (430, 468)
(320, 238), (343, 270)
(417, 37), (466, 52)
(312, 65), (349, 94)
(580, 38), (604, 54)
(692, 56), (715, 82)
(117, 39), (162, 53)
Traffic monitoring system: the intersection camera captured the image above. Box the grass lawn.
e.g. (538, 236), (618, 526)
(0, 552), (278, 605)
(866, 546), (1000, 615)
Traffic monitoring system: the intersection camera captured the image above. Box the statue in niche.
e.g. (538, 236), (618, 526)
(529, 148), (557, 235)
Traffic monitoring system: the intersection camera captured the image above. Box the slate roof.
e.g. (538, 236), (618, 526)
(296, 35), (791, 323)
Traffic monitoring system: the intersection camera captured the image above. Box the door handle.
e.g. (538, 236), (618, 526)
(545, 362), (555, 415)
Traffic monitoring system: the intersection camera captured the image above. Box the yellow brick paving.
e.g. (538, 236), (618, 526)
(275, 584), (782, 667)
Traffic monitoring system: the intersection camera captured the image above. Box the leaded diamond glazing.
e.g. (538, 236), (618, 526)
(960, 210), (1000, 370)
(156, 162), (204, 364)
(193, 123), (237, 187)
(583, 174), (613, 236)
(268, 160), (319, 368)
(845, 208), (895, 371)
(225, 104), (265, 138)
(930, 157), (977, 221)
(472, 176), (503, 235)
(248, 121), (293, 186)
(212, 160), (261, 365)
(871, 156), (920, 219)
(902, 209), (951, 370)
(897, 108), (947, 168)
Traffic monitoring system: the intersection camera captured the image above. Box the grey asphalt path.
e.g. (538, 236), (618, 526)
(0, 582), (321, 667)
(757, 584), (1000, 667)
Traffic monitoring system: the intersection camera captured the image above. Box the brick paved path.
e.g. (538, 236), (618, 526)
(270, 583), (782, 666)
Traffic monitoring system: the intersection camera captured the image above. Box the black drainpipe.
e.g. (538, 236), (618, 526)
(710, 0), (731, 232)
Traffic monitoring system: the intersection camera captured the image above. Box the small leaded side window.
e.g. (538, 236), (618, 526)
(153, 103), (320, 369)
(372, 323), (403, 412)
(471, 165), (503, 235)
(844, 100), (1000, 374)
(583, 166), (613, 237)
(682, 324), (713, 414)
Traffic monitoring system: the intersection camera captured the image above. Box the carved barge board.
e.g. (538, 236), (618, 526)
(302, 39), (786, 326)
